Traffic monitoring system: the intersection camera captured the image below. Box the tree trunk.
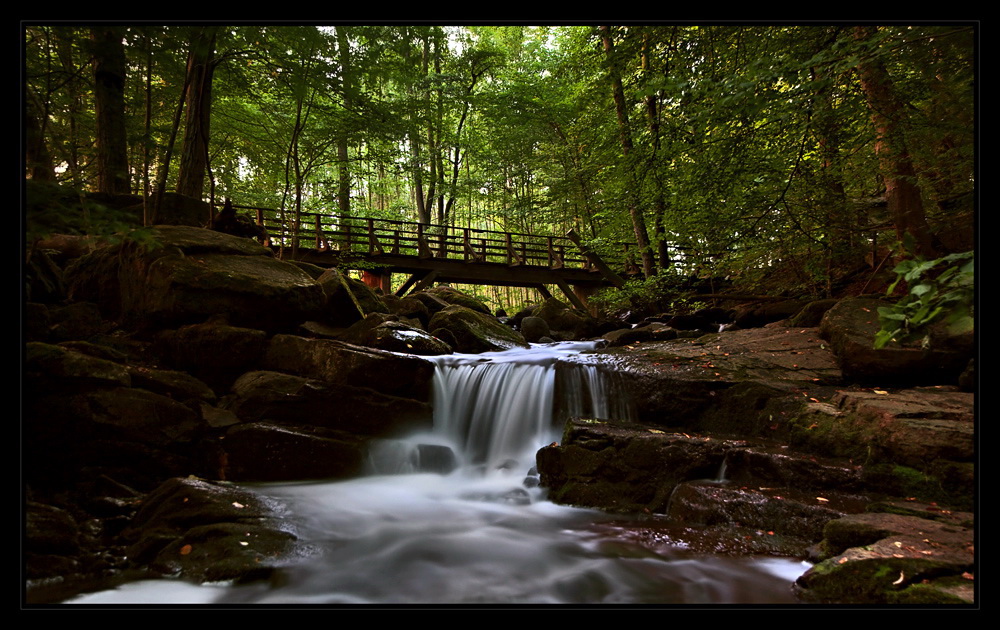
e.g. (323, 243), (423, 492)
(600, 25), (655, 277)
(854, 26), (938, 257)
(91, 27), (130, 194)
(176, 27), (218, 200)
(336, 26), (352, 216)
(25, 96), (55, 181)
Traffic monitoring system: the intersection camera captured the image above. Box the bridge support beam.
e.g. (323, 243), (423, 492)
(395, 270), (438, 297)
(555, 278), (590, 314)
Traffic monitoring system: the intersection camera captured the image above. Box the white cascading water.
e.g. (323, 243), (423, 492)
(69, 341), (807, 605)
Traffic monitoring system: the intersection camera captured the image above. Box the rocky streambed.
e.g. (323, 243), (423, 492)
(537, 325), (975, 604)
(24, 224), (976, 606)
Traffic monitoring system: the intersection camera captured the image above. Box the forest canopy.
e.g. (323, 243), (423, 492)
(24, 23), (976, 301)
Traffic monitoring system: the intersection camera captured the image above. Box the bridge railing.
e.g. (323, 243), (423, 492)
(248, 207), (644, 274)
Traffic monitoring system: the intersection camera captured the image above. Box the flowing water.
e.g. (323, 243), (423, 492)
(68, 341), (808, 605)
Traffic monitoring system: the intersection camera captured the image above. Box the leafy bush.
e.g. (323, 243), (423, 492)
(590, 269), (703, 315)
(874, 250), (974, 349)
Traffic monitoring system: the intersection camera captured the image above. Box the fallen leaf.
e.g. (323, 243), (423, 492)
(648, 429), (664, 434)
(816, 497), (829, 503)
(874, 389), (889, 395)
(892, 571), (905, 585)
(838, 557), (848, 564)
(232, 502), (244, 508)
(962, 572), (974, 580)
(239, 541), (249, 546)
(180, 544), (192, 555)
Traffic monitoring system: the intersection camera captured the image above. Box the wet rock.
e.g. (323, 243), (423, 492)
(427, 305), (528, 354)
(262, 334), (435, 401)
(425, 285), (491, 315)
(666, 481), (850, 541)
(123, 477), (297, 582)
(382, 294), (432, 329)
(223, 370), (432, 435)
(534, 298), (596, 340)
(154, 321), (268, 393)
(218, 422), (368, 482)
(819, 296), (970, 385)
(520, 316), (550, 343)
(797, 511), (975, 604)
(787, 299), (839, 327)
(537, 419), (739, 513)
(602, 322), (677, 347)
(339, 313), (452, 355)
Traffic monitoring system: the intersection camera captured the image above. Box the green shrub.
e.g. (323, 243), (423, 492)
(874, 250), (974, 349)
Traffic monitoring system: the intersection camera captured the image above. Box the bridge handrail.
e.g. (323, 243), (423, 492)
(243, 207), (651, 273)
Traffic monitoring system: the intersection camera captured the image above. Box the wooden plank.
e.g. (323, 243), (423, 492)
(554, 277), (589, 312)
(565, 229), (626, 287)
(409, 270), (439, 294)
(394, 272), (424, 297)
(535, 284), (553, 301)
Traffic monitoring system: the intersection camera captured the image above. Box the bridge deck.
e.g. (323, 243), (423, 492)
(249, 209), (640, 292)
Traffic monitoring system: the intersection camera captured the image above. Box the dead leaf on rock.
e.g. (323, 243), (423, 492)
(892, 571), (905, 585)
(180, 544), (192, 555)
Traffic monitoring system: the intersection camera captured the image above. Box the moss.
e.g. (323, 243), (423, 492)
(862, 464), (948, 503)
(887, 583), (970, 605)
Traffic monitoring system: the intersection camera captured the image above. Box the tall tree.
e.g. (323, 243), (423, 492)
(90, 26), (130, 194)
(176, 26), (219, 201)
(853, 26), (938, 257)
(599, 25), (655, 277)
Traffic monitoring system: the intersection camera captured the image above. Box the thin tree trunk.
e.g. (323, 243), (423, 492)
(600, 25), (655, 277)
(336, 26), (352, 216)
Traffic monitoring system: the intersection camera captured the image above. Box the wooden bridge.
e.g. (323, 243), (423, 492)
(237, 206), (642, 311)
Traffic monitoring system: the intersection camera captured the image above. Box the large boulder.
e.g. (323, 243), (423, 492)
(154, 320), (268, 392)
(223, 370), (432, 436)
(217, 422), (369, 482)
(819, 297), (971, 385)
(69, 226), (326, 333)
(339, 313), (452, 355)
(316, 268), (389, 327)
(424, 285), (491, 315)
(122, 477), (297, 582)
(427, 305), (528, 353)
(533, 298), (597, 340)
(262, 334), (435, 401)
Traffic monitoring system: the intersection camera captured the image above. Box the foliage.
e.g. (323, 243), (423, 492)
(23, 24), (974, 300)
(874, 248), (974, 349)
(589, 269), (699, 315)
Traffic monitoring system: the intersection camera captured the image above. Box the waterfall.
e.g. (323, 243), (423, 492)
(67, 341), (808, 605)
(369, 341), (634, 476)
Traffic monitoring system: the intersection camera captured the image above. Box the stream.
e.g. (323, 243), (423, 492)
(68, 341), (809, 605)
